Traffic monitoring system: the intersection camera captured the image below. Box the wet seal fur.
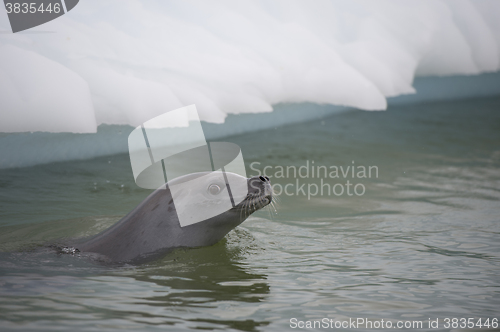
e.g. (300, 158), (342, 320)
(73, 173), (273, 263)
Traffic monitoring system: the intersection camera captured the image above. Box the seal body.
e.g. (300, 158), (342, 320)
(75, 174), (272, 262)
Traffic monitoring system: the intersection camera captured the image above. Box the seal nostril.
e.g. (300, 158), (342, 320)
(264, 176), (270, 181)
(259, 176), (266, 182)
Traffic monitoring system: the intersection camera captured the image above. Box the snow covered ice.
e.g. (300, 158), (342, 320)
(1, 0), (499, 134)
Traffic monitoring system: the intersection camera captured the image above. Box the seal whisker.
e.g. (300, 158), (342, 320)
(241, 200), (246, 221)
(246, 200), (251, 219)
(272, 192), (281, 204)
(244, 198), (250, 220)
(270, 201), (278, 214)
(265, 203), (274, 220)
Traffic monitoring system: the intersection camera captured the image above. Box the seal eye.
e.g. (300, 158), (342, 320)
(208, 184), (221, 195)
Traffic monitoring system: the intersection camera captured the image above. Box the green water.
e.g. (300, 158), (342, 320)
(0, 97), (499, 331)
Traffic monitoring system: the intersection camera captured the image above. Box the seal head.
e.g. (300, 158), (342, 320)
(75, 173), (272, 262)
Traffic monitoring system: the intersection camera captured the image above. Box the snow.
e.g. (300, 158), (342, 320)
(1, 0), (499, 133)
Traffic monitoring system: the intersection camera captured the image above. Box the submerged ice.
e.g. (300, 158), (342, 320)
(0, 0), (500, 133)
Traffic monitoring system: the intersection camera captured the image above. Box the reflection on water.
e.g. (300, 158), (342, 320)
(124, 233), (270, 331)
(0, 97), (499, 331)
(0, 229), (270, 331)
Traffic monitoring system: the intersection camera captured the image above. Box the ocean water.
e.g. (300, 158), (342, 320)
(0, 97), (499, 331)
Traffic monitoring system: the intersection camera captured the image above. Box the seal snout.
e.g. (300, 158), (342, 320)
(247, 175), (273, 206)
(261, 176), (273, 204)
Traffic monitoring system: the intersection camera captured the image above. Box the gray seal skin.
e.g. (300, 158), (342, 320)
(75, 174), (272, 263)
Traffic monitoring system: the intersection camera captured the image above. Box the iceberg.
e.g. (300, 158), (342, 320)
(0, 0), (499, 168)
